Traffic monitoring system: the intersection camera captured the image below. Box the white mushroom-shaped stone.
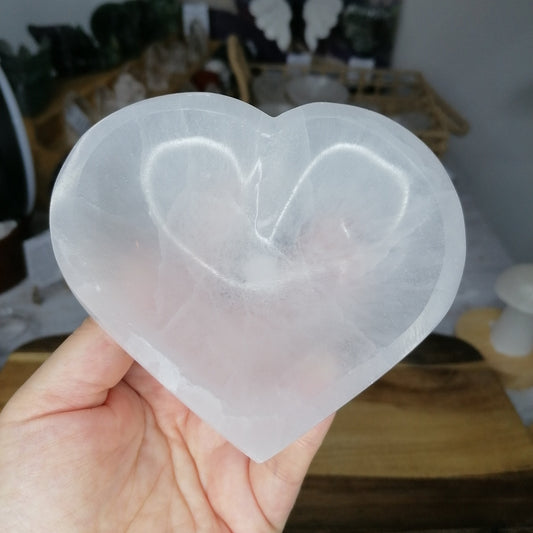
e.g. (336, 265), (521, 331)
(490, 264), (533, 356)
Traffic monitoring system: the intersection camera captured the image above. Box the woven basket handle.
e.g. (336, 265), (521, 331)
(427, 85), (470, 136)
(227, 34), (252, 104)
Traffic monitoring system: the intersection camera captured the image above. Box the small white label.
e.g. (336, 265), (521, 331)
(182, 2), (210, 37)
(347, 56), (376, 84)
(286, 53), (312, 67)
(23, 230), (62, 288)
(348, 56), (376, 70)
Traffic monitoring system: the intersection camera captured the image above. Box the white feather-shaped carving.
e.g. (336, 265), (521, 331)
(303, 0), (343, 52)
(249, 0), (292, 52)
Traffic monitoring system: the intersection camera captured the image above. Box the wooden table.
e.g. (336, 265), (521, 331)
(2, 335), (533, 532)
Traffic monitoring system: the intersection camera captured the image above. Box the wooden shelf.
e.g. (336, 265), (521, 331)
(23, 41), (219, 210)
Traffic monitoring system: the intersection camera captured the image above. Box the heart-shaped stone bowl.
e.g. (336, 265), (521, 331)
(50, 93), (465, 462)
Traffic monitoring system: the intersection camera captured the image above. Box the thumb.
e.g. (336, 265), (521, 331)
(1, 318), (133, 423)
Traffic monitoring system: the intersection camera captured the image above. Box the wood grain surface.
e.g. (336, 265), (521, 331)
(309, 361), (533, 478)
(2, 333), (533, 531)
(286, 471), (533, 532)
(0, 350), (50, 408)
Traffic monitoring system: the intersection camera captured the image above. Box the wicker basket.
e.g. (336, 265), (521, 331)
(227, 35), (468, 158)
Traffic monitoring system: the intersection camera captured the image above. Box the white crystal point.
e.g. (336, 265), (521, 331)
(50, 93), (465, 462)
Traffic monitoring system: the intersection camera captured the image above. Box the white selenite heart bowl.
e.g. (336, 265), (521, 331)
(50, 93), (465, 462)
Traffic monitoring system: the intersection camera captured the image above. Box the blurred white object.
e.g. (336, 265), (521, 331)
(286, 74), (349, 105)
(165, 41), (188, 75)
(182, 1), (210, 65)
(93, 86), (118, 118)
(113, 73), (146, 108)
(93, 72), (150, 120)
(144, 41), (188, 92)
(348, 55), (376, 70)
(303, 0), (343, 51)
(491, 264), (533, 356)
(187, 18), (209, 65)
(0, 280), (87, 369)
(144, 43), (171, 93)
(0, 222), (35, 365)
(250, 0), (292, 51)
(506, 387), (533, 426)
(286, 52), (312, 68)
(63, 94), (94, 146)
(204, 59), (231, 90)
(182, 2), (210, 37)
(50, 93), (465, 462)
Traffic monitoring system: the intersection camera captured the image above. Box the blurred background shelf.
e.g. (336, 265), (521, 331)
(22, 41), (219, 210)
(227, 34), (469, 159)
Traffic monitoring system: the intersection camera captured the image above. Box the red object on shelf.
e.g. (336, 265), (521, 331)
(191, 70), (221, 92)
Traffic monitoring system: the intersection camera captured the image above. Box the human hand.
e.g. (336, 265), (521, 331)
(0, 319), (333, 532)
